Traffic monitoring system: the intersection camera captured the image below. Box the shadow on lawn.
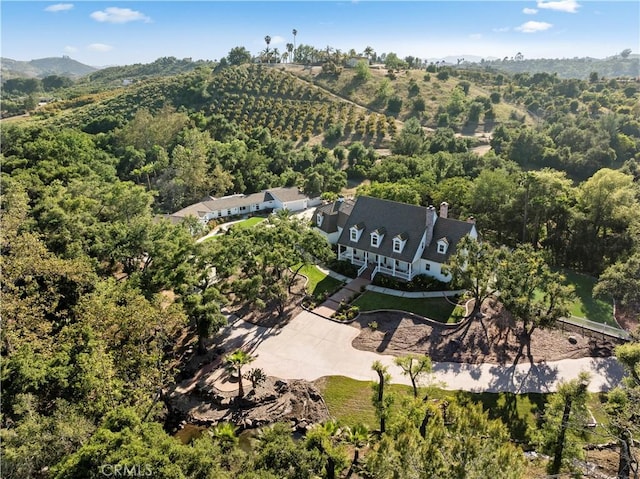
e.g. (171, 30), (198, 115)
(455, 389), (547, 444)
(562, 269), (614, 326)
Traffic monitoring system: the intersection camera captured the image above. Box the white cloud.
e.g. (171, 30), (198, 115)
(90, 7), (151, 24)
(523, 7), (538, 14)
(87, 43), (113, 52)
(270, 35), (285, 45)
(64, 45), (78, 53)
(469, 33), (483, 40)
(537, 0), (580, 13)
(516, 21), (553, 33)
(45, 3), (73, 12)
(492, 27), (510, 33)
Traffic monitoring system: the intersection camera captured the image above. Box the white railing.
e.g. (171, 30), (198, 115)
(371, 265), (380, 280)
(377, 265), (411, 281)
(358, 263), (368, 277)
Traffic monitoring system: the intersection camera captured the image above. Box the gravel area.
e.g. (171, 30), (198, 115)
(351, 300), (621, 365)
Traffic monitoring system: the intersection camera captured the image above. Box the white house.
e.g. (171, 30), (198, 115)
(169, 187), (320, 225)
(313, 196), (478, 282)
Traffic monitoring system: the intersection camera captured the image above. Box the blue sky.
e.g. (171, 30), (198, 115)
(1, 1), (638, 66)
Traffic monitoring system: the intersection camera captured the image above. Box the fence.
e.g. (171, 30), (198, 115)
(558, 316), (630, 341)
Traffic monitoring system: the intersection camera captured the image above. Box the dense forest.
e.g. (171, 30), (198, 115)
(2, 47), (640, 478)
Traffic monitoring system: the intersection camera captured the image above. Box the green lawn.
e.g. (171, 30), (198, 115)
(352, 291), (465, 324)
(298, 264), (344, 298)
(231, 216), (266, 229)
(316, 375), (608, 445)
(559, 269), (616, 327)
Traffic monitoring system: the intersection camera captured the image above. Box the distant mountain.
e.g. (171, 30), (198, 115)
(1, 56), (98, 79)
(468, 55), (640, 80)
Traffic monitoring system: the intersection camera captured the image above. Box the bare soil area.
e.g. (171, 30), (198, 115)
(352, 299), (622, 365)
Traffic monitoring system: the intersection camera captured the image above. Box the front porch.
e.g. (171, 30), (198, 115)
(337, 245), (413, 281)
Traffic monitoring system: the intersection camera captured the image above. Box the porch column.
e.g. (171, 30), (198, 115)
(408, 262), (412, 279)
(364, 251), (368, 264)
(393, 260), (396, 276)
(337, 244), (342, 260)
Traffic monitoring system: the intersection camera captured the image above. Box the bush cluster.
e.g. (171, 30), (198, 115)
(332, 300), (360, 322)
(328, 259), (358, 278)
(372, 273), (447, 292)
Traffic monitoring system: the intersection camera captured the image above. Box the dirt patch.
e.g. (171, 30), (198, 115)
(352, 300), (621, 365)
(615, 302), (639, 334)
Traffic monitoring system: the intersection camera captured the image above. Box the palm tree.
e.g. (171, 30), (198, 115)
(264, 35), (271, 62)
(343, 423), (369, 478)
(292, 28), (297, 56)
(286, 43), (294, 63)
(226, 349), (255, 398)
(210, 422), (238, 451)
(363, 46), (375, 63)
(305, 420), (345, 479)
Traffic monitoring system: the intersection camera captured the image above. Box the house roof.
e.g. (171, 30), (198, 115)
(267, 187), (309, 203)
(422, 218), (475, 263)
(170, 187), (308, 220)
(314, 198), (355, 234)
(337, 196), (429, 263)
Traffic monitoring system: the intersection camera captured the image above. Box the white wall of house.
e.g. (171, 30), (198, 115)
(279, 198), (308, 211)
(316, 229), (341, 244)
(419, 260), (450, 282)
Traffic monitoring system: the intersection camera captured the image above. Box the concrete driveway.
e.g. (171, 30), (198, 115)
(219, 311), (625, 394)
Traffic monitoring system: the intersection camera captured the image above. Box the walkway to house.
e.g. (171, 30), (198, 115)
(312, 276), (370, 318)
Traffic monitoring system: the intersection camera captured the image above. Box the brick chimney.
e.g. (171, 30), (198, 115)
(439, 202), (449, 218)
(425, 205), (436, 246)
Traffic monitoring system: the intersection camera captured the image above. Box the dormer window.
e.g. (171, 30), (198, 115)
(350, 223), (364, 242)
(437, 237), (449, 254)
(370, 228), (385, 248)
(393, 233), (408, 253)
(316, 213), (323, 227)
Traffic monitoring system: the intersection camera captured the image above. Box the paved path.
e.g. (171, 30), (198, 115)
(219, 311), (625, 394)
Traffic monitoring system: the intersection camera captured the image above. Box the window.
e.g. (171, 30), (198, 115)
(316, 213), (323, 227)
(438, 243), (446, 253)
(350, 224), (364, 242)
(393, 237), (405, 253)
(370, 228), (385, 248)
(425, 263), (431, 271)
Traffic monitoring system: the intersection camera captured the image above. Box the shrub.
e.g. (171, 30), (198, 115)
(328, 259), (358, 278)
(368, 321), (378, 330)
(387, 95), (403, 114)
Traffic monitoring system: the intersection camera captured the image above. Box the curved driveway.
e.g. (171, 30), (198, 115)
(220, 310), (625, 394)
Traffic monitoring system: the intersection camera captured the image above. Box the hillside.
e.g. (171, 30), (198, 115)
(475, 55), (640, 80)
(83, 56), (215, 87)
(37, 64), (397, 147)
(1, 56), (97, 79)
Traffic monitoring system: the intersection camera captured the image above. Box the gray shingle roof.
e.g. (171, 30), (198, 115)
(337, 196), (429, 263)
(267, 187), (309, 203)
(422, 218), (475, 262)
(313, 198), (355, 234)
(170, 187), (308, 220)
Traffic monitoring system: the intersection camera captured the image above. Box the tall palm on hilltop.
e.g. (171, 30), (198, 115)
(264, 35), (271, 62)
(292, 28), (297, 55)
